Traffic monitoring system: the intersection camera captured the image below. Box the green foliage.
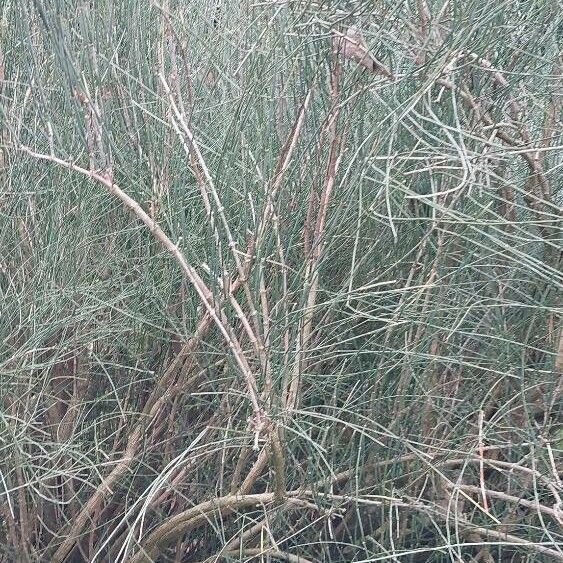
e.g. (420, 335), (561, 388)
(0, 1), (561, 562)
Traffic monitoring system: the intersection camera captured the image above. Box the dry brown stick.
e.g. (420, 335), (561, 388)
(556, 326), (563, 373)
(0, 500), (20, 561)
(417, 0), (431, 43)
(435, 77), (554, 220)
(254, 88), (313, 374)
(19, 146), (261, 417)
(477, 410), (489, 513)
(468, 528), (563, 562)
(161, 75), (285, 470)
(0, 150), (255, 562)
(128, 489), (350, 563)
(128, 493), (277, 563)
(256, 88), (314, 247)
(448, 484), (563, 523)
(128, 474), (563, 563)
(152, 0), (194, 113)
(105, 429), (232, 560)
(49, 334), (205, 563)
(160, 75), (268, 367)
(413, 48), (558, 262)
(239, 446), (271, 495)
(270, 427), (286, 500)
(400, 494), (563, 561)
(14, 452), (32, 562)
(226, 89), (313, 498)
(205, 496), (336, 562)
(259, 270), (273, 401)
(223, 450), (560, 563)
(229, 445), (252, 495)
(541, 52), (562, 150)
(341, 39), (555, 238)
(284, 56), (342, 413)
(49, 266), (249, 561)
(217, 519), (268, 557)
(254, 87), (313, 408)
(211, 497), (338, 562)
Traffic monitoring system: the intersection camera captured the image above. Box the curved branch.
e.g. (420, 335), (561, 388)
(19, 146), (262, 563)
(19, 146), (260, 416)
(128, 493), (276, 563)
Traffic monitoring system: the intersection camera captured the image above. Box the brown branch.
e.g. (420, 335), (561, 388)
(461, 523), (563, 561)
(449, 484), (563, 524)
(126, 477), (563, 563)
(339, 40), (556, 241)
(285, 54), (343, 412)
(478, 410), (489, 512)
(20, 146), (261, 417)
(128, 489), (381, 563)
(438, 64), (554, 214)
(541, 51), (562, 150)
(19, 144), (262, 562)
(415, 0), (432, 65)
(405, 496), (563, 561)
(270, 426), (286, 500)
(127, 493), (277, 563)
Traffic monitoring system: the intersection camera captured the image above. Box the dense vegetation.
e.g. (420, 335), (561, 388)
(0, 1), (561, 561)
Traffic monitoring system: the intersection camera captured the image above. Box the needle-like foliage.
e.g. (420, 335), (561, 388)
(0, 1), (561, 562)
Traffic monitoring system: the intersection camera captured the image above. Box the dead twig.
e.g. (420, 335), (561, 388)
(20, 146), (261, 417)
